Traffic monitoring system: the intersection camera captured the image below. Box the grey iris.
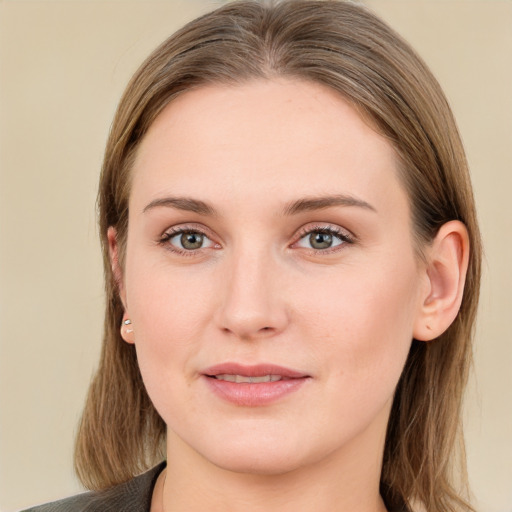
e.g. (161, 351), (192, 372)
(181, 232), (203, 249)
(310, 232), (333, 249)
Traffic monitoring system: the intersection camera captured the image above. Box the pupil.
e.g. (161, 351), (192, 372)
(310, 232), (332, 249)
(181, 232), (203, 249)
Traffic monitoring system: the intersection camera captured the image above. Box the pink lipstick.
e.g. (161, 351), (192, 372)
(201, 363), (310, 406)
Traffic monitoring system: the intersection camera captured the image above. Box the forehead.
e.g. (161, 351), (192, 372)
(131, 79), (406, 218)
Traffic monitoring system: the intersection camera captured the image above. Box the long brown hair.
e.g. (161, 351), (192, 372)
(75, 2), (481, 510)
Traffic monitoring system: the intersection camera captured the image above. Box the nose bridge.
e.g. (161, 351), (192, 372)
(216, 241), (288, 339)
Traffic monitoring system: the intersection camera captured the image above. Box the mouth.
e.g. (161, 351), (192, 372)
(201, 363), (310, 406)
(211, 374), (290, 383)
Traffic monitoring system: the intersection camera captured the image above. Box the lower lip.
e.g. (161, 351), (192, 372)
(203, 376), (309, 407)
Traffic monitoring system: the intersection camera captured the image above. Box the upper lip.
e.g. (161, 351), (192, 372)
(202, 363), (309, 379)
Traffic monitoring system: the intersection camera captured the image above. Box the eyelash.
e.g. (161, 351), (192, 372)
(158, 224), (354, 257)
(158, 225), (217, 257)
(294, 224), (354, 254)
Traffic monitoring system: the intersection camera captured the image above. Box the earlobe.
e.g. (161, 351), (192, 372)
(413, 220), (470, 342)
(120, 318), (135, 344)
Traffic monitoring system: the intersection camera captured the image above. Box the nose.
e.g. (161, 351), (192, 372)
(215, 246), (289, 341)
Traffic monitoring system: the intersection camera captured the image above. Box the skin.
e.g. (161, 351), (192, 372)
(110, 79), (469, 512)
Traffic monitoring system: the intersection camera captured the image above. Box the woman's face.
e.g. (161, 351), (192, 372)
(117, 79), (428, 475)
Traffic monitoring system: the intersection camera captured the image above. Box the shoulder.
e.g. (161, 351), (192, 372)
(20, 462), (166, 512)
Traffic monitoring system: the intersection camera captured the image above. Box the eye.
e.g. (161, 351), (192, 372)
(295, 226), (352, 251)
(160, 228), (217, 253)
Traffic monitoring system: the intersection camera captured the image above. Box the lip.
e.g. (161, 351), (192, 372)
(203, 362), (308, 379)
(201, 362), (311, 407)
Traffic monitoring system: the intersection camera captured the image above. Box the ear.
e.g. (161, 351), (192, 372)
(413, 220), (470, 342)
(107, 227), (134, 344)
(107, 227), (126, 305)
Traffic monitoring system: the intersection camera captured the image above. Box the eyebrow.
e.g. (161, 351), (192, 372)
(142, 194), (376, 216)
(281, 194), (376, 215)
(143, 197), (217, 216)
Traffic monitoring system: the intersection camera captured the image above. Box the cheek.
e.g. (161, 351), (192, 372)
(296, 254), (420, 393)
(126, 248), (212, 337)
(123, 253), (215, 407)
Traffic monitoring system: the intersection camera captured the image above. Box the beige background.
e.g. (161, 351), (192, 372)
(0, 0), (511, 511)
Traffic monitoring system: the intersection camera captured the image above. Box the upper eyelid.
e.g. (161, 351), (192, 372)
(294, 223), (355, 242)
(162, 223), (215, 238)
(161, 223), (352, 238)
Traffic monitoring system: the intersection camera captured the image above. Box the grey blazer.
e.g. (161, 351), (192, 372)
(20, 463), (165, 512)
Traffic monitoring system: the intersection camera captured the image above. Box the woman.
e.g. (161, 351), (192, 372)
(24, 0), (481, 511)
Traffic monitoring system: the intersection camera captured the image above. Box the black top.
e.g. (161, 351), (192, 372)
(20, 463), (166, 512)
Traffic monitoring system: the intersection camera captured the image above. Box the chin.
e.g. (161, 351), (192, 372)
(209, 446), (305, 476)
(191, 427), (327, 477)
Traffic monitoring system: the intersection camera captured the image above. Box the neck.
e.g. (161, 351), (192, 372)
(158, 416), (389, 512)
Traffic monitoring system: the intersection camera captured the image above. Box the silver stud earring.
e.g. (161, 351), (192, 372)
(123, 319), (133, 334)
